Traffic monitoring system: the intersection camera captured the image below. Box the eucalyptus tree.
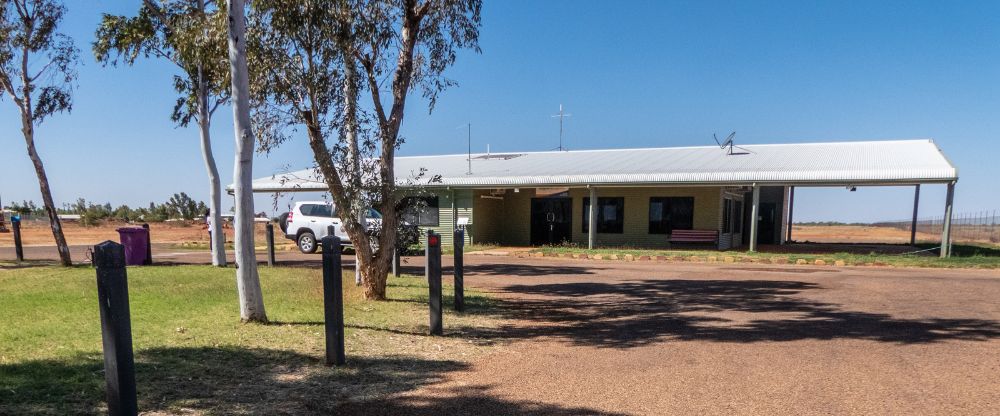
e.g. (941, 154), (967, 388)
(249, 0), (481, 300)
(0, 0), (78, 266)
(224, 0), (267, 322)
(94, 0), (230, 267)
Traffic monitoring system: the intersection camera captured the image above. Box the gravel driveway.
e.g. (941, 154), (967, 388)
(360, 257), (1000, 415)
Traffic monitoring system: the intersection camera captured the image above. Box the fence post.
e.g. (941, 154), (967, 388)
(265, 222), (276, 267)
(141, 223), (152, 265)
(426, 230), (443, 335)
(94, 241), (138, 416)
(321, 235), (346, 366)
(12, 216), (24, 262)
(453, 229), (465, 312)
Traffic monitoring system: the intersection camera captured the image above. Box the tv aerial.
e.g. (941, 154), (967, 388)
(551, 104), (571, 151)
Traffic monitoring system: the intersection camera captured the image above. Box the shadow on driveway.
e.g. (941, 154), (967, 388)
(459, 277), (1000, 348)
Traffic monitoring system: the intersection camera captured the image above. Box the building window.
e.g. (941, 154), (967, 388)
(401, 196), (439, 226)
(582, 197), (624, 234)
(649, 197), (695, 234)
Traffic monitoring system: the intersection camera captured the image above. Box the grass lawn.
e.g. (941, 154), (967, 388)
(528, 243), (1000, 269)
(0, 264), (502, 415)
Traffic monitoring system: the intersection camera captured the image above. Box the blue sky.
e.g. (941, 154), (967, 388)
(2, 0), (998, 221)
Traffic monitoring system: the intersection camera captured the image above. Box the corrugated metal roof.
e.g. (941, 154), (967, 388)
(247, 139), (958, 192)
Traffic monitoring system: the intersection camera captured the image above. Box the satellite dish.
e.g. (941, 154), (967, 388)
(714, 132), (736, 154)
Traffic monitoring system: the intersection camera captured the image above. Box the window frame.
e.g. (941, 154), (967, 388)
(582, 197), (625, 234)
(301, 203), (334, 218)
(649, 196), (695, 234)
(401, 196), (440, 227)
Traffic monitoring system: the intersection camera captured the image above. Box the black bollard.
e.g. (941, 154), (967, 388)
(427, 231), (443, 335)
(141, 223), (152, 265)
(321, 235), (346, 366)
(265, 222), (276, 267)
(453, 229), (465, 312)
(12, 217), (24, 262)
(94, 241), (138, 416)
(393, 247), (400, 277)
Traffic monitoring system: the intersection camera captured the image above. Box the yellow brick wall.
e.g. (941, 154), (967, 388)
(472, 190), (504, 243)
(466, 186), (725, 248)
(567, 186), (723, 248)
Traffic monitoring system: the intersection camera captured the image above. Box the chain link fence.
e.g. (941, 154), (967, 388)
(874, 210), (1000, 245)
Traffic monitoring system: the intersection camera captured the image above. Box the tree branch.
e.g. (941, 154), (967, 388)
(359, 54), (388, 128)
(141, 0), (170, 24)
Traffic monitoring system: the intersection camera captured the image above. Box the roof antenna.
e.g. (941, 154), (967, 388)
(459, 123), (472, 175)
(714, 131), (736, 155)
(551, 104), (572, 151)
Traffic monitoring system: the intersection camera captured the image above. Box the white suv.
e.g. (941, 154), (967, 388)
(284, 201), (380, 253)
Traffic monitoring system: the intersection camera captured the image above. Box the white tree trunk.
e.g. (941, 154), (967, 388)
(226, 0), (266, 322)
(197, 101), (227, 267)
(343, 53), (364, 286)
(195, 0), (226, 267)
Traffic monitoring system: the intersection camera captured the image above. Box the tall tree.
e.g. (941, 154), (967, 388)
(250, 0), (481, 300)
(0, 0), (78, 266)
(225, 0), (267, 322)
(94, 0), (230, 267)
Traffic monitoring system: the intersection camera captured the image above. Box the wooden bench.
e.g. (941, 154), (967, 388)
(669, 229), (719, 245)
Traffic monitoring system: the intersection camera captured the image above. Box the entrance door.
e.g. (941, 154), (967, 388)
(530, 198), (572, 245)
(757, 202), (777, 245)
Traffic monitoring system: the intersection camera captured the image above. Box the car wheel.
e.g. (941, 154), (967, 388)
(297, 232), (318, 254)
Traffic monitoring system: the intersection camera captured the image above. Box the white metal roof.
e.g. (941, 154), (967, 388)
(246, 139), (958, 192)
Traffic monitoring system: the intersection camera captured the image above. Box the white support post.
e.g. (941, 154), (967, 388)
(940, 182), (955, 258)
(786, 186), (795, 242)
(910, 184), (920, 246)
(588, 187), (597, 250)
(749, 183), (760, 252)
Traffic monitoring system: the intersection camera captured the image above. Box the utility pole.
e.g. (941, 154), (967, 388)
(551, 104), (571, 151)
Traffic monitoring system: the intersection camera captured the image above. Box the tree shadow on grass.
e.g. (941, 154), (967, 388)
(1, 346), (465, 415)
(1, 346), (621, 415)
(461, 279), (1000, 348)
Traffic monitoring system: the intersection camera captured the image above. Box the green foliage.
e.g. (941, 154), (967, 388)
(166, 192), (201, 220)
(0, 0), (80, 123)
(10, 192), (211, 224)
(93, 0), (230, 126)
(6, 200), (43, 216)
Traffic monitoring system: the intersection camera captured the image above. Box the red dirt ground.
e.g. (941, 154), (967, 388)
(0, 220), (267, 247)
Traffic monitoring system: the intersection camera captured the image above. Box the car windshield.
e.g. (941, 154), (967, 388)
(366, 208), (382, 219)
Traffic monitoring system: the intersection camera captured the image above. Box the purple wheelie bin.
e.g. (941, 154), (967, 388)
(117, 227), (150, 266)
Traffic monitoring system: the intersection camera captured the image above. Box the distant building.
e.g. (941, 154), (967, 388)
(243, 139), (959, 256)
